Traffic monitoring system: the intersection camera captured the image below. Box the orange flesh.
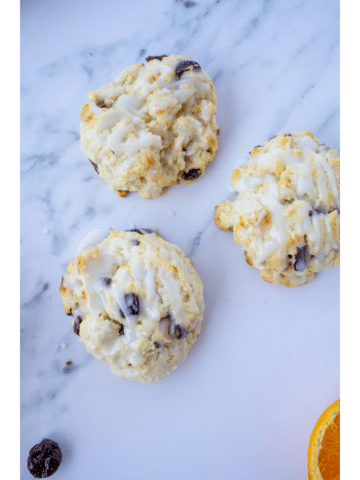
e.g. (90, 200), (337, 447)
(318, 413), (340, 480)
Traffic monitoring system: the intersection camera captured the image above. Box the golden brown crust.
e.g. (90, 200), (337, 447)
(214, 131), (340, 287)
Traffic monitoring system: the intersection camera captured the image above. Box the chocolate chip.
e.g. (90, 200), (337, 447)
(182, 168), (201, 180)
(96, 100), (107, 108)
(154, 341), (161, 348)
(88, 158), (99, 174)
(125, 293), (140, 316)
(101, 277), (112, 286)
(27, 438), (62, 478)
(66, 309), (73, 317)
(294, 246), (309, 272)
(145, 55), (168, 62)
(73, 316), (83, 336)
(119, 324), (124, 336)
(173, 324), (188, 339)
(175, 60), (201, 79)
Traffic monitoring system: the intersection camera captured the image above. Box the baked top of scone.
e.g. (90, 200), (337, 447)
(215, 131), (340, 287)
(60, 229), (204, 382)
(80, 54), (220, 199)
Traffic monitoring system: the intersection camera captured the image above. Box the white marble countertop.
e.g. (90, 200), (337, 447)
(20, 0), (339, 478)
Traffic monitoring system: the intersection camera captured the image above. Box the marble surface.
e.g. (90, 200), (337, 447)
(20, 0), (340, 478)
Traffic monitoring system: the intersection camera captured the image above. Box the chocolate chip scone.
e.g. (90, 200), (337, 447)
(59, 229), (204, 382)
(215, 131), (340, 287)
(80, 54), (220, 199)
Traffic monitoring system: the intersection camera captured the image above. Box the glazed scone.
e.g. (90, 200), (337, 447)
(215, 131), (340, 287)
(59, 229), (204, 382)
(80, 54), (220, 199)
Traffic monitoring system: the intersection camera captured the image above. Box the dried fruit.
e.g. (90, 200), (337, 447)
(172, 324), (188, 339)
(27, 438), (62, 478)
(182, 168), (201, 180)
(294, 245), (309, 272)
(73, 316), (82, 336)
(125, 293), (140, 316)
(175, 60), (201, 79)
(145, 55), (168, 62)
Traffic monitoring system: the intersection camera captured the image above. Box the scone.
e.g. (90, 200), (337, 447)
(80, 54), (220, 199)
(215, 131), (340, 287)
(59, 229), (204, 382)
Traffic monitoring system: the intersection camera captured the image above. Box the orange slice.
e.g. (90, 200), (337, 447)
(308, 399), (340, 480)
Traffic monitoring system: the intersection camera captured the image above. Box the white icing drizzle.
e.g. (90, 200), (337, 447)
(315, 154), (339, 207)
(231, 134), (340, 272)
(68, 231), (201, 369)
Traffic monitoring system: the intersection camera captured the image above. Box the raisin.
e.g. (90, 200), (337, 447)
(119, 324), (124, 336)
(182, 168), (201, 180)
(173, 324), (188, 339)
(101, 277), (112, 286)
(145, 55), (168, 62)
(175, 60), (201, 79)
(294, 246), (309, 272)
(125, 293), (140, 315)
(27, 438), (62, 478)
(73, 316), (83, 336)
(88, 159), (99, 174)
